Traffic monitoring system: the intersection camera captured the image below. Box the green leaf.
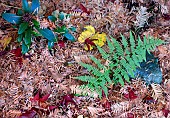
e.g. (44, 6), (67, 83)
(24, 28), (31, 45)
(17, 34), (23, 43)
(2, 13), (22, 24)
(48, 16), (57, 22)
(22, 42), (29, 54)
(101, 84), (108, 97)
(36, 28), (56, 42)
(18, 22), (29, 34)
(130, 31), (135, 50)
(32, 19), (40, 27)
(54, 26), (68, 34)
(48, 41), (54, 49)
(63, 32), (75, 41)
(31, 0), (40, 14)
(118, 76), (124, 86)
(17, 9), (24, 16)
(107, 38), (114, 53)
(121, 34), (128, 49)
(22, 0), (30, 13)
(97, 46), (109, 59)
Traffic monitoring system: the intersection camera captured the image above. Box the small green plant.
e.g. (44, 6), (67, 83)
(2, 0), (56, 54)
(48, 10), (76, 42)
(75, 31), (164, 98)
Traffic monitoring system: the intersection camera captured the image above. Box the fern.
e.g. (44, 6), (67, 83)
(75, 31), (164, 98)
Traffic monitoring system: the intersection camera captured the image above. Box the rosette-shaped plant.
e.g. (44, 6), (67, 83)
(2, 0), (56, 53)
(78, 25), (106, 50)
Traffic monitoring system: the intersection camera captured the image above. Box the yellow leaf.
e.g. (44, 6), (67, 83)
(78, 25), (107, 50)
(91, 32), (106, 47)
(0, 36), (12, 50)
(78, 25), (95, 43)
(84, 25), (95, 34)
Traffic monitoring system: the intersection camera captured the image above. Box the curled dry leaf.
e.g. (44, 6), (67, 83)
(151, 84), (164, 102)
(111, 101), (132, 115)
(74, 55), (92, 64)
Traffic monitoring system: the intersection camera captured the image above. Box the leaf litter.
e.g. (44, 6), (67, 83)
(0, 0), (170, 117)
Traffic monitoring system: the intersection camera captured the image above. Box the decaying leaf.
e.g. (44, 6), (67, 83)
(0, 36), (12, 50)
(151, 84), (164, 102)
(74, 54), (92, 63)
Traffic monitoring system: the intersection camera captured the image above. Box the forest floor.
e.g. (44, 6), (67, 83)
(0, 0), (170, 118)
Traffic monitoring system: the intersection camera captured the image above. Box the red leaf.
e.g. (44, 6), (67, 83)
(143, 95), (154, 104)
(10, 48), (23, 65)
(30, 90), (40, 102)
(11, 48), (22, 57)
(162, 109), (170, 117)
(79, 3), (90, 15)
(102, 99), (111, 109)
(58, 40), (65, 48)
(49, 105), (58, 111)
(18, 109), (37, 118)
(60, 94), (77, 107)
(39, 93), (50, 102)
(127, 113), (135, 118)
(162, 14), (170, 20)
(124, 87), (137, 100)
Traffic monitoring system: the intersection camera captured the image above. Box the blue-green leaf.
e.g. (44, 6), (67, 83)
(63, 32), (75, 41)
(58, 12), (65, 20)
(22, 0), (30, 12)
(48, 41), (54, 49)
(36, 28), (56, 42)
(31, 0), (40, 14)
(2, 13), (22, 24)
(18, 22), (29, 34)
(22, 42), (29, 54)
(24, 28), (31, 45)
(17, 34), (23, 43)
(48, 16), (57, 22)
(69, 26), (76, 32)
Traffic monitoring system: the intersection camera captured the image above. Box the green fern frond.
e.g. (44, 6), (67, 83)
(75, 31), (164, 98)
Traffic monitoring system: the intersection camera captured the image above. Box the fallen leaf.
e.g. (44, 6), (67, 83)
(60, 94), (77, 107)
(158, 46), (168, 54)
(74, 55), (92, 63)
(127, 113), (135, 118)
(79, 3), (90, 15)
(58, 40), (65, 48)
(162, 109), (170, 117)
(0, 36), (12, 50)
(18, 109), (37, 118)
(124, 87), (137, 100)
(30, 89), (51, 103)
(87, 107), (104, 117)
